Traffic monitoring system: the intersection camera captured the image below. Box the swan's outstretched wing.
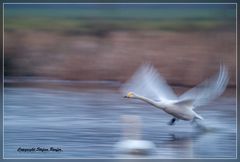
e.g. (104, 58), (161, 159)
(179, 64), (229, 108)
(121, 63), (178, 101)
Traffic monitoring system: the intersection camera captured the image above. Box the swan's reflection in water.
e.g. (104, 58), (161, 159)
(160, 131), (205, 158)
(154, 125), (234, 158)
(115, 115), (156, 158)
(115, 114), (234, 159)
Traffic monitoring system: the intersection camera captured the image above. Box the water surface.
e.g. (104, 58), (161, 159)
(4, 86), (236, 158)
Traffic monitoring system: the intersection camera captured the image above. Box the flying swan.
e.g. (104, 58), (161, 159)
(122, 63), (229, 125)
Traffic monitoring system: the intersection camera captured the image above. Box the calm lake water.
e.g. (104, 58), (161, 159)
(4, 85), (236, 158)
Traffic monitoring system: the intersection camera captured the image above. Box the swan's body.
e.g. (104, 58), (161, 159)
(122, 64), (229, 125)
(126, 93), (202, 122)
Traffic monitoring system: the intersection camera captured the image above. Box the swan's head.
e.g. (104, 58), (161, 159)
(124, 92), (137, 98)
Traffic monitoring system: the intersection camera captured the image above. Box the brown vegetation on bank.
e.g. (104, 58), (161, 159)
(5, 30), (236, 87)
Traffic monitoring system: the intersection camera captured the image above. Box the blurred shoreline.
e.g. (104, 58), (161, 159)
(4, 76), (236, 97)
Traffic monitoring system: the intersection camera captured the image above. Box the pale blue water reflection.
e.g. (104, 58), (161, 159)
(4, 86), (236, 158)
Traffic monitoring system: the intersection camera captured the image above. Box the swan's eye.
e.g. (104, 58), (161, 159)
(127, 92), (134, 98)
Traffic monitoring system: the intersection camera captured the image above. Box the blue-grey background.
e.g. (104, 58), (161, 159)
(1, 0), (238, 161)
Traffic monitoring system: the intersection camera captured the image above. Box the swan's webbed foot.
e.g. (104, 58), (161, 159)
(168, 118), (177, 125)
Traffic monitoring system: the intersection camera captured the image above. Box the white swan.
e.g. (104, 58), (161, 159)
(122, 63), (229, 125)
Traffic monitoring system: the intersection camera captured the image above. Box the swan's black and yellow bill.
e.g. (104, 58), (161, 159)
(124, 92), (134, 98)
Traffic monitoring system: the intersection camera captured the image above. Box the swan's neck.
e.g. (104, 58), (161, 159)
(134, 95), (165, 109)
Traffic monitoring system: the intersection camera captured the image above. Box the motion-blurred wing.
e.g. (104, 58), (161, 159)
(179, 64), (229, 108)
(121, 63), (178, 101)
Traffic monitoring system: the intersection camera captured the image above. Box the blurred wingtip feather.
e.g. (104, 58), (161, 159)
(179, 64), (229, 108)
(121, 63), (177, 101)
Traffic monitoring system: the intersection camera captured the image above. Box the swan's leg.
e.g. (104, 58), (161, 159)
(191, 117), (207, 131)
(168, 118), (177, 125)
(191, 117), (198, 126)
(191, 117), (203, 128)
